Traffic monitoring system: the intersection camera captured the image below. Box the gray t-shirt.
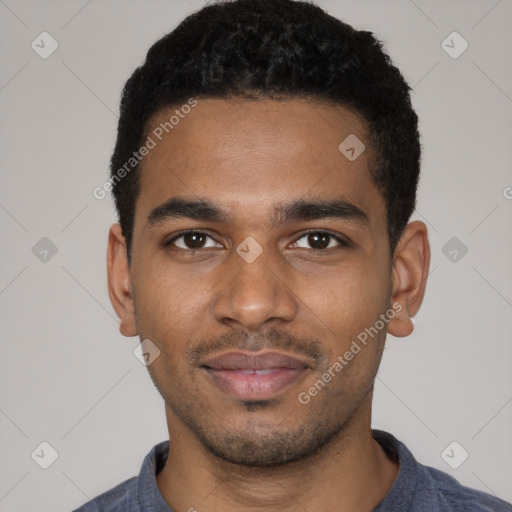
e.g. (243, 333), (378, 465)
(73, 429), (512, 511)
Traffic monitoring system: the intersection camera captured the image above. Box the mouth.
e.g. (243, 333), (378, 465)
(200, 351), (312, 401)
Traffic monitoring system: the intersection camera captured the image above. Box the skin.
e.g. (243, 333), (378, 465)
(107, 98), (430, 512)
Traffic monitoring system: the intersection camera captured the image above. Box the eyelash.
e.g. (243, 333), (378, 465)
(164, 229), (350, 251)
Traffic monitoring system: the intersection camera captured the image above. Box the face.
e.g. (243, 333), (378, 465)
(108, 98), (428, 467)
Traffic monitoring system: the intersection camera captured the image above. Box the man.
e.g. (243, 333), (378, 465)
(76, 0), (512, 510)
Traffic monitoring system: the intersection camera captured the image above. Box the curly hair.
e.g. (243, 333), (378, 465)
(110, 0), (420, 261)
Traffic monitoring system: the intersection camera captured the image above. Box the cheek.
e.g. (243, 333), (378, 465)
(299, 258), (391, 351)
(132, 263), (204, 344)
(309, 255), (389, 308)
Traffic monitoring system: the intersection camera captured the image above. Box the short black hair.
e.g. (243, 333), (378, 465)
(110, 0), (420, 261)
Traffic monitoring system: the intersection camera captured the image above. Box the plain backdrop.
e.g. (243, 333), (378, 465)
(0, 1), (511, 511)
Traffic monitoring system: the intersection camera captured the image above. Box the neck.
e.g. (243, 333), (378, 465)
(157, 394), (399, 512)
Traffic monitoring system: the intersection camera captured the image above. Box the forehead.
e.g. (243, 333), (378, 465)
(135, 98), (384, 227)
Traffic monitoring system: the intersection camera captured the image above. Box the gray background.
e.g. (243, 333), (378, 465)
(1, 0), (511, 510)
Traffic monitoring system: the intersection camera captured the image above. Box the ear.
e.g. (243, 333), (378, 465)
(387, 220), (430, 338)
(107, 223), (138, 337)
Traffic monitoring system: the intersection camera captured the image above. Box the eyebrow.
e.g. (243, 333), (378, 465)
(147, 197), (368, 227)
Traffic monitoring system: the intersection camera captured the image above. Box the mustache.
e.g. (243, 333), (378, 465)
(186, 326), (324, 366)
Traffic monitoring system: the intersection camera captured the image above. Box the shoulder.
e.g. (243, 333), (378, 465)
(72, 441), (170, 512)
(413, 463), (512, 511)
(372, 430), (512, 512)
(72, 476), (138, 512)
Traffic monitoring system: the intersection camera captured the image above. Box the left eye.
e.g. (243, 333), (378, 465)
(293, 232), (345, 250)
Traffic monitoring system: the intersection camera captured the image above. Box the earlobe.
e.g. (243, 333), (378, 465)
(387, 221), (430, 338)
(107, 223), (138, 337)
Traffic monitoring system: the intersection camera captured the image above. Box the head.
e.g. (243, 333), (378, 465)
(107, 0), (429, 467)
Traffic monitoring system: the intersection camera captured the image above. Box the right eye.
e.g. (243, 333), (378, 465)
(166, 231), (222, 250)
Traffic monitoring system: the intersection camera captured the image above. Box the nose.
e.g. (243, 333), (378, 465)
(212, 244), (299, 332)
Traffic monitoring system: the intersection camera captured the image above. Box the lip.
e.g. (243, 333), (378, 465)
(201, 351), (312, 401)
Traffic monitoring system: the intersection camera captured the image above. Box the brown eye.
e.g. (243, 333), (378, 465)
(183, 232), (206, 249)
(168, 231), (221, 250)
(307, 232), (330, 249)
(294, 231), (346, 250)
